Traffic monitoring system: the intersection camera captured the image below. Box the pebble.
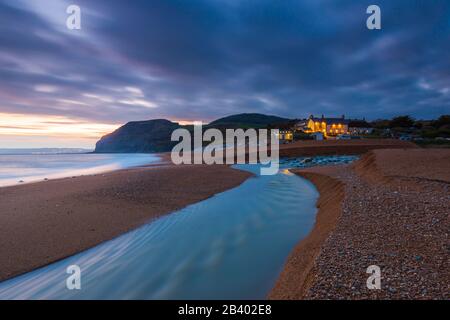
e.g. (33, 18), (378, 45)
(303, 154), (449, 300)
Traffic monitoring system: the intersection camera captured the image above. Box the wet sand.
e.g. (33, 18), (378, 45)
(0, 163), (252, 282)
(270, 149), (450, 299)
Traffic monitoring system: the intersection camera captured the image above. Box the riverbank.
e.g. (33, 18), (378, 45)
(268, 169), (344, 299)
(279, 139), (416, 157)
(0, 163), (252, 282)
(270, 149), (450, 299)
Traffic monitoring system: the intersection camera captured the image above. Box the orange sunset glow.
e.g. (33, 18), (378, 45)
(0, 113), (120, 148)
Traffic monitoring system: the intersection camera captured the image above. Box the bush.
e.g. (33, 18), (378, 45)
(293, 132), (313, 140)
(421, 130), (440, 139)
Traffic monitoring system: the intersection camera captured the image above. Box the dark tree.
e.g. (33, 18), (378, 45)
(389, 116), (415, 128)
(348, 120), (371, 128)
(371, 119), (391, 129)
(433, 115), (450, 128)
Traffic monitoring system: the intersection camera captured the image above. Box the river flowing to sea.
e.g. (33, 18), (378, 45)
(0, 155), (357, 299)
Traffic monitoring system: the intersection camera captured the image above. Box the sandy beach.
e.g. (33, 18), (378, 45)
(270, 148), (450, 299)
(1, 140), (446, 299)
(0, 163), (252, 282)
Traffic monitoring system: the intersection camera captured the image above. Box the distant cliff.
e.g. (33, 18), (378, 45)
(94, 113), (293, 153)
(95, 119), (180, 153)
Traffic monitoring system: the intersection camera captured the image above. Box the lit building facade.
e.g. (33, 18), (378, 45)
(304, 115), (349, 137)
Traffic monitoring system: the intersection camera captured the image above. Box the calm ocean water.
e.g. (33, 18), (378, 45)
(0, 150), (160, 187)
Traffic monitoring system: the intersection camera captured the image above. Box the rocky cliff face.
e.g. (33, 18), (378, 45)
(94, 119), (180, 153)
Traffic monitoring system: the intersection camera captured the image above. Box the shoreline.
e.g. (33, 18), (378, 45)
(270, 148), (450, 299)
(268, 169), (344, 299)
(0, 153), (168, 189)
(1, 141), (440, 298)
(0, 162), (252, 282)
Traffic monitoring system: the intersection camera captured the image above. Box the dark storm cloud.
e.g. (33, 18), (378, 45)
(0, 0), (449, 124)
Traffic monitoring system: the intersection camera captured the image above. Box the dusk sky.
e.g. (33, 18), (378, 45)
(1, 0), (449, 148)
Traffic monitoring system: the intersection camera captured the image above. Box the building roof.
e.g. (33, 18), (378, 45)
(310, 117), (350, 125)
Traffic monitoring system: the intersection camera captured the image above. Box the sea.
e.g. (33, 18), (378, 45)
(0, 148), (160, 187)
